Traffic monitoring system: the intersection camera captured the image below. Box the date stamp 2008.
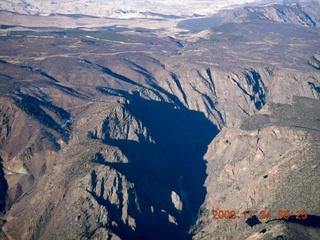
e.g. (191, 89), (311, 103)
(212, 210), (308, 220)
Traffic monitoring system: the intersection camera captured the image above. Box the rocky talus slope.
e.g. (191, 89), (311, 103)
(0, 2), (320, 239)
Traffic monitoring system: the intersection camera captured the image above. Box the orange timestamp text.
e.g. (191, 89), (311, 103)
(212, 210), (308, 220)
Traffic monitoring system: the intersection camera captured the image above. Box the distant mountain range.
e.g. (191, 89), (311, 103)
(1, 0), (319, 18)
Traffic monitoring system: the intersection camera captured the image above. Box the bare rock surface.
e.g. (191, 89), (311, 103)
(192, 97), (320, 239)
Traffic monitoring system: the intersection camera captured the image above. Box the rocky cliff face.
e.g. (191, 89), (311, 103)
(191, 97), (320, 239)
(0, 2), (320, 239)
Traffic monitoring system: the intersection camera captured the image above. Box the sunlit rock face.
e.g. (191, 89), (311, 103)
(192, 97), (320, 239)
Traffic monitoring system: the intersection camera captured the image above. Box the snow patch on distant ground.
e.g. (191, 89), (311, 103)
(0, 0), (318, 18)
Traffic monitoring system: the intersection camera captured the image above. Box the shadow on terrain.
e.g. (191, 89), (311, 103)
(0, 157), (8, 213)
(280, 215), (320, 228)
(13, 93), (71, 143)
(93, 89), (219, 239)
(247, 214), (320, 229)
(246, 215), (261, 227)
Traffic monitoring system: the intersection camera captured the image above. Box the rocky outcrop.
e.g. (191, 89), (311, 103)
(191, 97), (320, 239)
(245, 3), (320, 27)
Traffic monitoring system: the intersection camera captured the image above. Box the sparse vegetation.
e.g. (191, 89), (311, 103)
(2, 114), (9, 125)
(269, 97), (320, 130)
(6, 125), (11, 137)
(0, 112), (10, 139)
(14, 97), (69, 141)
(241, 97), (320, 131)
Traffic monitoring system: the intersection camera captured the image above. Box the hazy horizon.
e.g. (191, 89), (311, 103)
(1, 0), (319, 18)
